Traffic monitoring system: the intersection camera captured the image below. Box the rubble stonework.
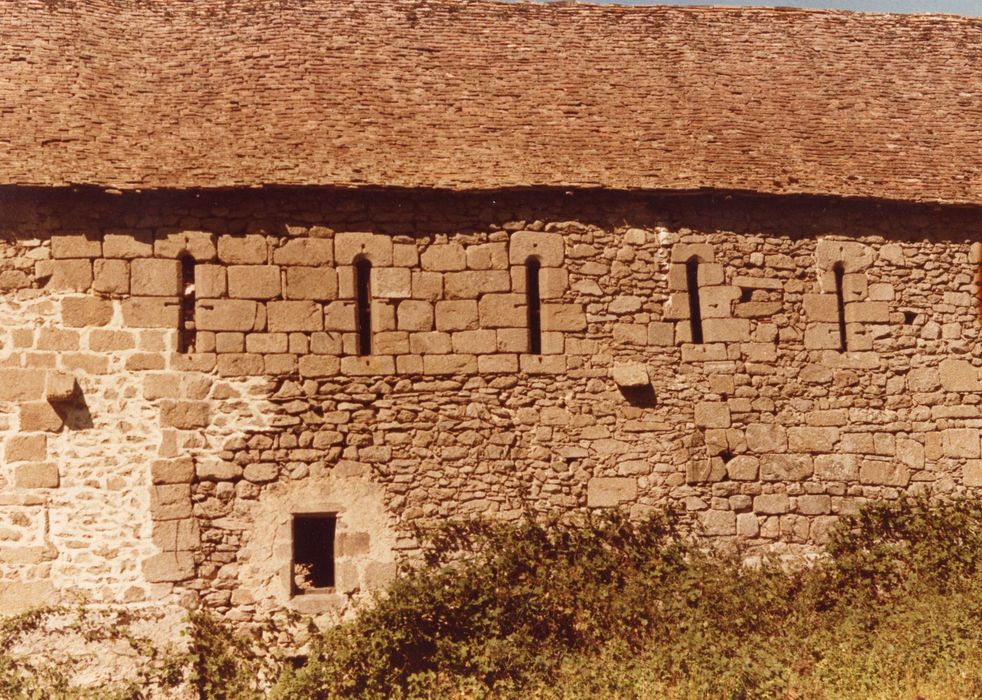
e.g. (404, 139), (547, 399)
(0, 188), (978, 625)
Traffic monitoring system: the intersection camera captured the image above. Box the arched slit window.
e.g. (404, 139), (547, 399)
(526, 257), (542, 354)
(177, 253), (196, 353)
(355, 258), (373, 356)
(685, 257), (704, 344)
(833, 262), (847, 352)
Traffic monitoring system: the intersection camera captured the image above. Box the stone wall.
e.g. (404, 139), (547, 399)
(0, 187), (979, 626)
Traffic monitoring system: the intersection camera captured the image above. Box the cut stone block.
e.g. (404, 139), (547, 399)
(587, 477), (637, 507)
(611, 363), (649, 388)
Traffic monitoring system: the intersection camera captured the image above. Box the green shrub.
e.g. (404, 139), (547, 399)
(274, 497), (982, 700)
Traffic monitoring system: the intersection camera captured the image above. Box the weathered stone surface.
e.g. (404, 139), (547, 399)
(151, 457), (196, 484)
(0, 369), (45, 402)
(61, 296), (113, 327)
(746, 424), (787, 452)
(694, 401), (731, 428)
(859, 459), (910, 486)
(142, 551), (195, 583)
(131, 258), (182, 296)
(267, 301), (323, 332)
(5, 434), (46, 462)
(760, 454), (814, 481)
(611, 363), (649, 388)
(754, 494), (790, 514)
(587, 477), (637, 507)
(13, 462), (60, 488)
(942, 428), (980, 458)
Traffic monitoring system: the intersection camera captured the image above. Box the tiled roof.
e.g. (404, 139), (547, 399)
(1, 0), (980, 203)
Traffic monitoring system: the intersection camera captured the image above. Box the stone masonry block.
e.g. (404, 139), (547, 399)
(61, 296), (113, 327)
(965, 461), (982, 487)
(940, 358), (982, 391)
(760, 454), (814, 481)
(194, 264), (227, 298)
(12, 462), (60, 489)
(611, 363), (649, 388)
(196, 300), (262, 332)
(151, 457), (195, 484)
(701, 510), (736, 536)
(753, 493), (789, 514)
(859, 459), (910, 486)
(267, 301), (323, 332)
(815, 239), (873, 273)
(93, 259), (130, 294)
(702, 318), (750, 343)
(150, 485), (192, 520)
(154, 230), (216, 260)
(670, 243), (714, 263)
(509, 231), (564, 266)
(814, 454), (860, 481)
(942, 428), (980, 458)
(273, 238), (334, 266)
(444, 270), (511, 299)
(479, 294), (526, 328)
(324, 301), (356, 331)
(451, 330), (496, 354)
(227, 265), (281, 299)
(373, 267), (412, 299)
(542, 303), (587, 331)
(412, 271), (443, 300)
(334, 232), (393, 266)
(103, 230), (153, 258)
(217, 235), (268, 264)
(19, 402), (64, 432)
(844, 301), (890, 323)
(217, 354), (264, 376)
(907, 367), (940, 392)
(298, 355), (341, 377)
(285, 267), (337, 300)
(694, 402), (731, 428)
(0, 368), (46, 401)
(466, 242), (508, 270)
(746, 424), (788, 453)
(397, 300), (434, 331)
(152, 519), (200, 552)
(46, 260), (92, 291)
(587, 477), (637, 507)
(788, 427), (839, 453)
(45, 371), (77, 402)
(420, 243), (466, 271)
(131, 258), (181, 296)
(803, 294), (839, 322)
(142, 551), (194, 583)
(423, 354), (478, 374)
(436, 300), (479, 331)
(160, 400), (210, 429)
(700, 286), (739, 318)
(726, 455), (759, 481)
(51, 233), (101, 258)
(5, 434), (46, 462)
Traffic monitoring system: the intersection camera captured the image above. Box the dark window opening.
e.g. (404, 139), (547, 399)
(685, 257), (704, 344)
(355, 259), (372, 356)
(292, 515), (336, 593)
(833, 262), (847, 352)
(178, 253), (196, 353)
(526, 258), (542, 354)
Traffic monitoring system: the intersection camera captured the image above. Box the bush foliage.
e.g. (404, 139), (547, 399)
(274, 497), (982, 700)
(0, 497), (978, 699)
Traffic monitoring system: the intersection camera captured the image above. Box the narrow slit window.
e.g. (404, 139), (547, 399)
(526, 257), (542, 354)
(355, 258), (372, 356)
(292, 514), (336, 594)
(833, 262), (847, 352)
(685, 257), (704, 344)
(178, 253), (196, 353)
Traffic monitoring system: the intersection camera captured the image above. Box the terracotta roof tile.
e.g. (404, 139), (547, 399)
(1, 0), (979, 202)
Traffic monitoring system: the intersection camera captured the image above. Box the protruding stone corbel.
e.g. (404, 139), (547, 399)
(45, 371), (78, 403)
(611, 363), (655, 407)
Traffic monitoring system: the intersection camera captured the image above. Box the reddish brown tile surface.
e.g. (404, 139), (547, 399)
(1, 0), (979, 202)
